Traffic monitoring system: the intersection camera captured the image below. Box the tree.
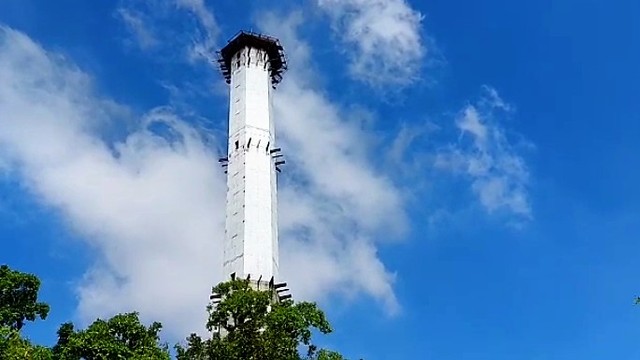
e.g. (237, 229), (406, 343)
(176, 279), (346, 360)
(0, 265), (50, 331)
(0, 265), (53, 359)
(52, 312), (171, 360)
(0, 326), (53, 360)
(0, 265), (350, 359)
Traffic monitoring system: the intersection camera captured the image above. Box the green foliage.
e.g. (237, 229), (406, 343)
(0, 266), (350, 359)
(176, 279), (346, 360)
(52, 312), (171, 360)
(0, 265), (50, 331)
(0, 326), (53, 360)
(313, 349), (347, 360)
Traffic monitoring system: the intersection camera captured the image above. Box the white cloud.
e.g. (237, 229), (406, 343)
(259, 12), (407, 313)
(0, 26), (225, 338)
(435, 87), (532, 218)
(317, 0), (425, 86)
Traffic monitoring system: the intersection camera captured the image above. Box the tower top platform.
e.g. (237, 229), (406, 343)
(217, 31), (288, 87)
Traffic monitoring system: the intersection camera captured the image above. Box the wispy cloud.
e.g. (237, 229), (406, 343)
(386, 120), (439, 171)
(116, 8), (159, 50)
(176, 0), (217, 35)
(115, 0), (219, 63)
(174, 0), (219, 63)
(317, 0), (425, 87)
(115, 0), (225, 106)
(435, 87), (532, 219)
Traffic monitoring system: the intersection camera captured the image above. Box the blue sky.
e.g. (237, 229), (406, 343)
(1, 0), (640, 359)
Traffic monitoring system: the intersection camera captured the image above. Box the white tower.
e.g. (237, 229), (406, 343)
(218, 32), (287, 287)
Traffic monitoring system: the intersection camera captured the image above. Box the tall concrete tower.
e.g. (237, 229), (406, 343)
(217, 31), (287, 288)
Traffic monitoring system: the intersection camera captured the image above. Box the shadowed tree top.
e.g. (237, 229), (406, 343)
(0, 265), (50, 331)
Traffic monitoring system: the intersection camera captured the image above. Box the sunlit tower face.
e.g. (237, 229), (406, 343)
(217, 32), (287, 285)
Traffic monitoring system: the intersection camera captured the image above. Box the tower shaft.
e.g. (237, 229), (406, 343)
(223, 45), (279, 282)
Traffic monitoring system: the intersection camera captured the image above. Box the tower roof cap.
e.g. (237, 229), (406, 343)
(217, 30), (288, 87)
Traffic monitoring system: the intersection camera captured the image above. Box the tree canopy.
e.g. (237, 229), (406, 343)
(0, 264), (349, 359)
(176, 279), (345, 360)
(0, 265), (171, 360)
(0, 326), (53, 360)
(52, 313), (171, 360)
(0, 265), (50, 331)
